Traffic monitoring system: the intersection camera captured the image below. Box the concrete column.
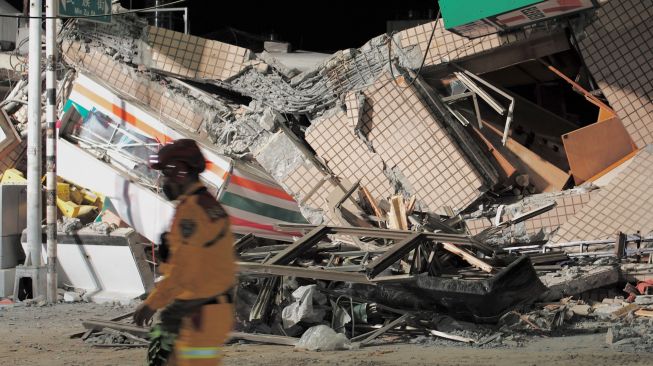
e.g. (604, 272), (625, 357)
(26, 0), (42, 267)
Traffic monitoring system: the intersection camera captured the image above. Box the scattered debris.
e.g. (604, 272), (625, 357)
(3, 0), (653, 356)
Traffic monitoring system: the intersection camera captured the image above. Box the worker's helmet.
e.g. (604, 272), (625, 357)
(149, 139), (206, 175)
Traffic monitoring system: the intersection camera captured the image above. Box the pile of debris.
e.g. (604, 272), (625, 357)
(1, 0), (653, 352)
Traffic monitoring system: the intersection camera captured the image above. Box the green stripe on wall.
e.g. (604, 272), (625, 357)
(220, 191), (307, 224)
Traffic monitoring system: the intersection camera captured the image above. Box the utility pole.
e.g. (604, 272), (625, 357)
(45, 0), (58, 304)
(26, 0), (42, 269)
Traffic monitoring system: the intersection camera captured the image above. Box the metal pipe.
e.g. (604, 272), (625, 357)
(459, 69), (515, 145)
(26, 0), (42, 267)
(544, 237), (653, 250)
(184, 7), (188, 34)
(154, 0), (160, 28)
(45, 0), (58, 303)
(454, 72), (505, 114)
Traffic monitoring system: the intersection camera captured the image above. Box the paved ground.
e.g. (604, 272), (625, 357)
(0, 302), (651, 366)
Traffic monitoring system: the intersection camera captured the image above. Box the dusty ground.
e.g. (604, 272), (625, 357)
(0, 302), (651, 366)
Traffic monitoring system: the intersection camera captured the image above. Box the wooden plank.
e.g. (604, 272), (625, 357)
(388, 195), (408, 230)
(81, 329), (94, 340)
(611, 304), (640, 318)
(228, 332), (298, 346)
(429, 329), (475, 343)
(356, 314), (411, 345)
(82, 319), (149, 338)
(634, 309), (653, 318)
(360, 186), (384, 219)
(238, 262), (373, 284)
(441, 243), (494, 273)
(92, 343), (147, 348)
(109, 311), (135, 322)
(102, 328), (148, 344)
(266, 225), (331, 265)
(540, 60), (614, 113)
(562, 117), (637, 185)
(472, 127), (517, 179)
(482, 121), (568, 192)
(499, 202), (556, 226)
(366, 233), (424, 278)
(405, 196), (417, 216)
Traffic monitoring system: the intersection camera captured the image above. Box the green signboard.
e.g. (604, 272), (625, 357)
(439, 0), (542, 29)
(438, 0), (598, 39)
(58, 0), (112, 24)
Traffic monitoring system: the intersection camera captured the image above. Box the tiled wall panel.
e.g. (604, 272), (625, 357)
(306, 71), (485, 211)
(551, 147), (653, 243)
(396, 19), (534, 67)
(577, 0), (653, 147)
(145, 27), (252, 81)
(306, 109), (392, 205)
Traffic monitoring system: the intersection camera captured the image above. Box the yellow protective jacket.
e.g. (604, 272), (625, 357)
(145, 182), (237, 310)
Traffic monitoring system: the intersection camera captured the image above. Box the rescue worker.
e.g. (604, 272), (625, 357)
(134, 139), (236, 366)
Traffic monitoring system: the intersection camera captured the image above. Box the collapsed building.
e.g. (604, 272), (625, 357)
(2, 0), (653, 349)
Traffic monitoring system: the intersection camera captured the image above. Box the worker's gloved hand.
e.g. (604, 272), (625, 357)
(133, 303), (156, 327)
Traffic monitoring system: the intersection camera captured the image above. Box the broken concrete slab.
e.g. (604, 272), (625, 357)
(466, 188), (594, 245)
(621, 263), (653, 282)
(306, 72), (488, 213)
(258, 108), (281, 131)
(306, 107), (391, 209)
(551, 146), (653, 244)
(63, 292), (82, 303)
(141, 26), (254, 81)
(634, 295), (653, 305)
(570, 304), (592, 317)
(539, 265), (620, 302)
(254, 129), (330, 223)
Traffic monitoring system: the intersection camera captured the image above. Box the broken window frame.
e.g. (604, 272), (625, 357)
(59, 106), (162, 189)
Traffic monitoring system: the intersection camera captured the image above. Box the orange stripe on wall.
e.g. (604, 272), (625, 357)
(229, 175), (294, 202)
(73, 84), (227, 179)
(206, 161), (229, 180)
(75, 84), (169, 143)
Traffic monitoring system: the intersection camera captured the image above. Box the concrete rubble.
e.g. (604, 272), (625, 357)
(1, 0), (653, 353)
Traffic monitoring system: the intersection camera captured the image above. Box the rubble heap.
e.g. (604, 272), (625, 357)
(1, 0), (653, 352)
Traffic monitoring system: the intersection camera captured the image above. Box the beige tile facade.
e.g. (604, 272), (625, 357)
(145, 26), (252, 81)
(305, 71), (485, 211)
(577, 0), (653, 147)
(396, 19), (534, 67)
(62, 40), (205, 133)
(551, 147), (653, 243)
(306, 108), (391, 205)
